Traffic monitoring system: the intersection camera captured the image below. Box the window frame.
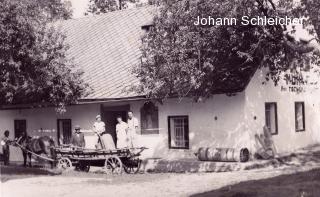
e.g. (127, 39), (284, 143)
(57, 119), (72, 145)
(265, 102), (278, 135)
(14, 119), (27, 138)
(140, 102), (159, 135)
(295, 102), (306, 132)
(168, 116), (189, 149)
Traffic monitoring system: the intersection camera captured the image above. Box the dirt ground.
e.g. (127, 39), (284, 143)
(1, 164), (320, 197)
(2, 145), (320, 197)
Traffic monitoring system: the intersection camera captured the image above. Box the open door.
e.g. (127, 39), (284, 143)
(101, 105), (129, 146)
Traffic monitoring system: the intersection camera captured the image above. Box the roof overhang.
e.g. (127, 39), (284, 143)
(0, 96), (147, 110)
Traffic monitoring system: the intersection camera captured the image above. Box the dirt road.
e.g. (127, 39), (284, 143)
(1, 165), (319, 197)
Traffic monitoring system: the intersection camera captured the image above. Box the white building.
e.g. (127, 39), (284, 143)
(1, 7), (320, 162)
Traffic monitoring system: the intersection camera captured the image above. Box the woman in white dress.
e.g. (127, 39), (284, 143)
(93, 115), (115, 150)
(116, 116), (128, 149)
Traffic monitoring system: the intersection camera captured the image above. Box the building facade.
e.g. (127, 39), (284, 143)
(1, 7), (319, 161)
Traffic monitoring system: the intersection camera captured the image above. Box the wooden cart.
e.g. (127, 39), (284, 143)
(54, 146), (147, 174)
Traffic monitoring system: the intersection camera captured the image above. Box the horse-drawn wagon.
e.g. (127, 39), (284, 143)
(55, 146), (146, 174)
(13, 135), (147, 174)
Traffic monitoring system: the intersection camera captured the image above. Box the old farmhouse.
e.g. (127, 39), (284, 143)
(1, 6), (320, 161)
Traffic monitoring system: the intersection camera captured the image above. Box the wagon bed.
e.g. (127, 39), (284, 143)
(54, 146), (146, 174)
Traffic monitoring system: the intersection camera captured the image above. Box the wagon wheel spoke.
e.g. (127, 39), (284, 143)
(104, 156), (122, 174)
(57, 157), (72, 171)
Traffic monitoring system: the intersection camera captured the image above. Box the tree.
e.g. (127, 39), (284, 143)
(0, 0), (88, 112)
(35, 0), (73, 21)
(134, 0), (320, 101)
(86, 0), (140, 14)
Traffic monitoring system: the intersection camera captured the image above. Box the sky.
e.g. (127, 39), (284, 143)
(68, 0), (149, 18)
(69, 0), (89, 18)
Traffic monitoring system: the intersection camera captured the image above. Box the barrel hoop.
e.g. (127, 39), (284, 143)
(205, 148), (209, 161)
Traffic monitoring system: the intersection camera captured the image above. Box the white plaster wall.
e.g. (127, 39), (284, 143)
(244, 69), (320, 154)
(136, 95), (248, 160)
(3, 71), (318, 162)
(0, 104), (100, 161)
(0, 97), (249, 161)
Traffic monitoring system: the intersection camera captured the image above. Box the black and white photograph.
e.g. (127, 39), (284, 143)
(1, 0), (320, 196)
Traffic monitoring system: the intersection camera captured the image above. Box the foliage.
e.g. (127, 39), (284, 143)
(134, 0), (320, 101)
(0, 0), (88, 112)
(86, 0), (140, 14)
(35, 0), (73, 21)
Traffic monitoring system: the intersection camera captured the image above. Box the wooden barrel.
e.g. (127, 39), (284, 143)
(197, 147), (249, 162)
(197, 147), (208, 161)
(240, 148), (250, 162)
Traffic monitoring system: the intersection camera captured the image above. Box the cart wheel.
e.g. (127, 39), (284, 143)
(57, 157), (72, 171)
(123, 158), (142, 174)
(104, 156), (122, 174)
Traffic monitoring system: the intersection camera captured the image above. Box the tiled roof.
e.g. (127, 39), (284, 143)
(57, 6), (155, 100)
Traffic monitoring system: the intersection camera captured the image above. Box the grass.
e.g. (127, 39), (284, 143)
(191, 168), (320, 197)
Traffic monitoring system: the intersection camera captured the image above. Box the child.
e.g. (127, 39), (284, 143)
(1, 130), (12, 165)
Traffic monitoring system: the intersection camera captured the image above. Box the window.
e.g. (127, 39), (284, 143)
(295, 102), (305, 132)
(168, 116), (189, 149)
(140, 102), (159, 134)
(14, 120), (26, 138)
(57, 119), (72, 145)
(265, 102), (278, 135)
(141, 24), (154, 32)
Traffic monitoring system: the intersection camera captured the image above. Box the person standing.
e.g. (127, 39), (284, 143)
(93, 115), (106, 135)
(70, 125), (85, 148)
(93, 114), (115, 150)
(1, 130), (12, 165)
(127, 111), (139, 148)
(116, 116), (128, 149)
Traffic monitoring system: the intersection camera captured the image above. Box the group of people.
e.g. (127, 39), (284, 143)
(71, 111), (139, 150)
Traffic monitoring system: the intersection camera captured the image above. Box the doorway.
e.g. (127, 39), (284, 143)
(101, 105), (130, 146)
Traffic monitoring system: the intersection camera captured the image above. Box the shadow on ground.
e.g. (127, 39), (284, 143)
(0, 165), (61, 182)
(244, 144), (320, 171)
(191, 168), (320, 197)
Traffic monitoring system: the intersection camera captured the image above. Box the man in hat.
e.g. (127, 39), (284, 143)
(70, 125), (85, 148)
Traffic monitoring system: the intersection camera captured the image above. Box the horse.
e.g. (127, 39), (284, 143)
(15, 134), (56, 168)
